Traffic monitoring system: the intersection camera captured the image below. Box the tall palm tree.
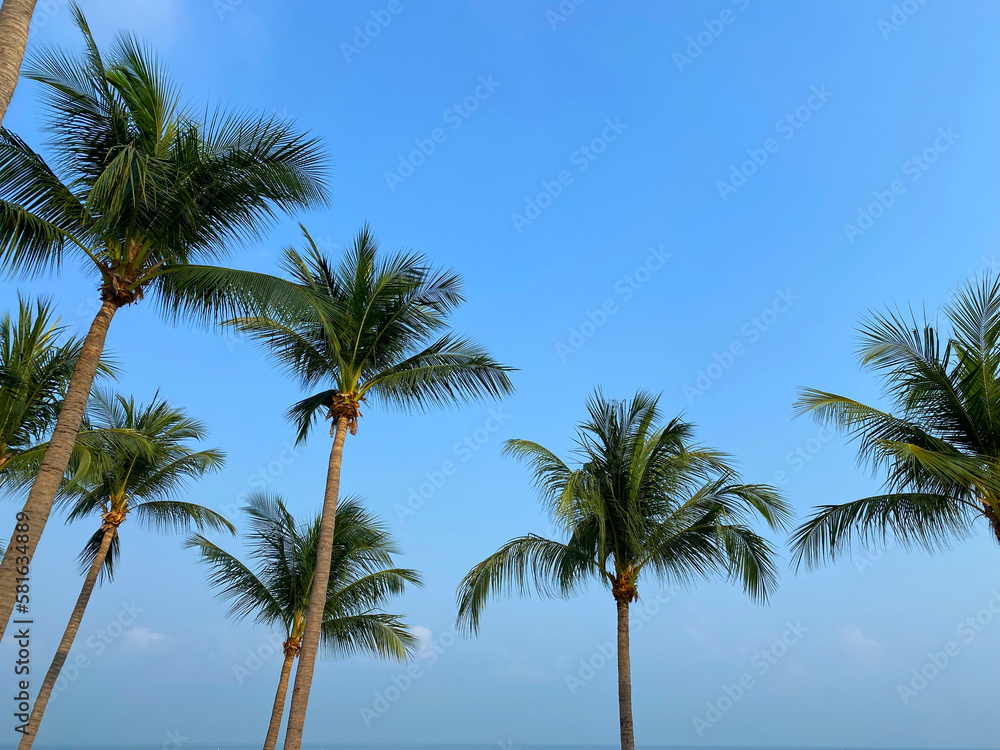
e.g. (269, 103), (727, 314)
(0, 2), (328, 641)
(17, 390), (233, 748)
(0, 0), (37, 127)
(456, 390), (791, 750)
(230, 225), (514, 749)
(187, 492), (420, 750)
(791, 274), (1000, 567)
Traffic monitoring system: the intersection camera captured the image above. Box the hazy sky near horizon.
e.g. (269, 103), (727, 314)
(0, 0), (999, 746)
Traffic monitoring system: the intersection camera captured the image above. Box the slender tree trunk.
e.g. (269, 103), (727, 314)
(17, 526), (114, 749)
(0, 0), (37, 128)
(616, 597), (635, 750)
(262, 647), (296, 750)
(282, 416), (348, 750)
(0, 299), (117, 645)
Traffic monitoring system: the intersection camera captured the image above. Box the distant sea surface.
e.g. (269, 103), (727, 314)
(0, 747), (953, 750)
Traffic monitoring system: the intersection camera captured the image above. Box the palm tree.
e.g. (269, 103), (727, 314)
(791, 274), (1000, 567)
(0, 0), (37, 127)
(230, 224), (514, 749)
(0, 2), (328, 641)
(17, 391), (233, 749)
(187, 492), (420, 750)
(456, 390), (791, 750)
(0, 296), (90, 483)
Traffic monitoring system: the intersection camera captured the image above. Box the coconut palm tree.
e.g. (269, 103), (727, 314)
(17, 391), (233, 748)
(0, 0), (37, 127)
(456, 390), (791, 750)
(187, 492), (420, 750)
(0, 296), (90, 483)
(791, 274), (1000, 568)
(0, 3), (328, 640)
(230, 224), (513, 749)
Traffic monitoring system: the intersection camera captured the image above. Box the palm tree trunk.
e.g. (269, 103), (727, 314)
(616, 597), (635, 750)
(262, 646), (296, 750)
(17, 526), (114, 749)
(0, 0), (37, 127)
(282, 415), (348, 750)
(0, 299), (117, 645)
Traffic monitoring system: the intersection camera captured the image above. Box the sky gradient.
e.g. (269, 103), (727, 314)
(1, 0), (999, 746)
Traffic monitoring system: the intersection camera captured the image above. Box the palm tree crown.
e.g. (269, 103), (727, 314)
(62, 390), (232, 577)
(231, 224), (514, 438)
(188, 492), (419, 660)
(792, 274), (1000, 567)
(457, 390), (791, 633)
(0, 3), (328, 308)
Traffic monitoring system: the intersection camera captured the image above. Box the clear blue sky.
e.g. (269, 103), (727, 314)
(1, 0), (999, 746)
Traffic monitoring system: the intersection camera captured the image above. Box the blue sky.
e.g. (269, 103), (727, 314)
(1, 0), (999, 746)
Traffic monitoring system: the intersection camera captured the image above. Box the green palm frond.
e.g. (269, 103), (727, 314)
(793, 273), (1000, 564)
(60, 390), (231, 574)
(233, 224), (514, 441)
(459, 390), (788, 634)
(791, 493), (976, 569)
(189, 493), (419, 658)
(2, 4), (329, 329)
(456, 534), (608, 635)
(321, 612), (416, 662)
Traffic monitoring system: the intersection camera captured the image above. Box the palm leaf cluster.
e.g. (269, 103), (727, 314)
(61, 390), (231, 580)
(230, 224), (514, 441)
(188, 492), (419, 660)
(791, 274), (1000, 567)
(457, 390), (792, 634)
(0, 3), (327, 309)
(0, 297), (83, 479)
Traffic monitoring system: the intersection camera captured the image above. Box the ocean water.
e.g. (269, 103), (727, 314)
(0, 747), (908, 750)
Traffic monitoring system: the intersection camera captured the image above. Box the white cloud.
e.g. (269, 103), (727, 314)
(412, 625), (433, 657)
(840, 623), (882, 660)
(125, 626), (168, 649)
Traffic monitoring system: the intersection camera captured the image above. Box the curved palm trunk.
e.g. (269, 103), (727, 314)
(0, 299), (117, 645)
(262, 646), (297, 750)
(616, 598), (635, 750)
(0, 0), (36, 127)
(282, 416), (348, 750)
(17, 526), (114, 749)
